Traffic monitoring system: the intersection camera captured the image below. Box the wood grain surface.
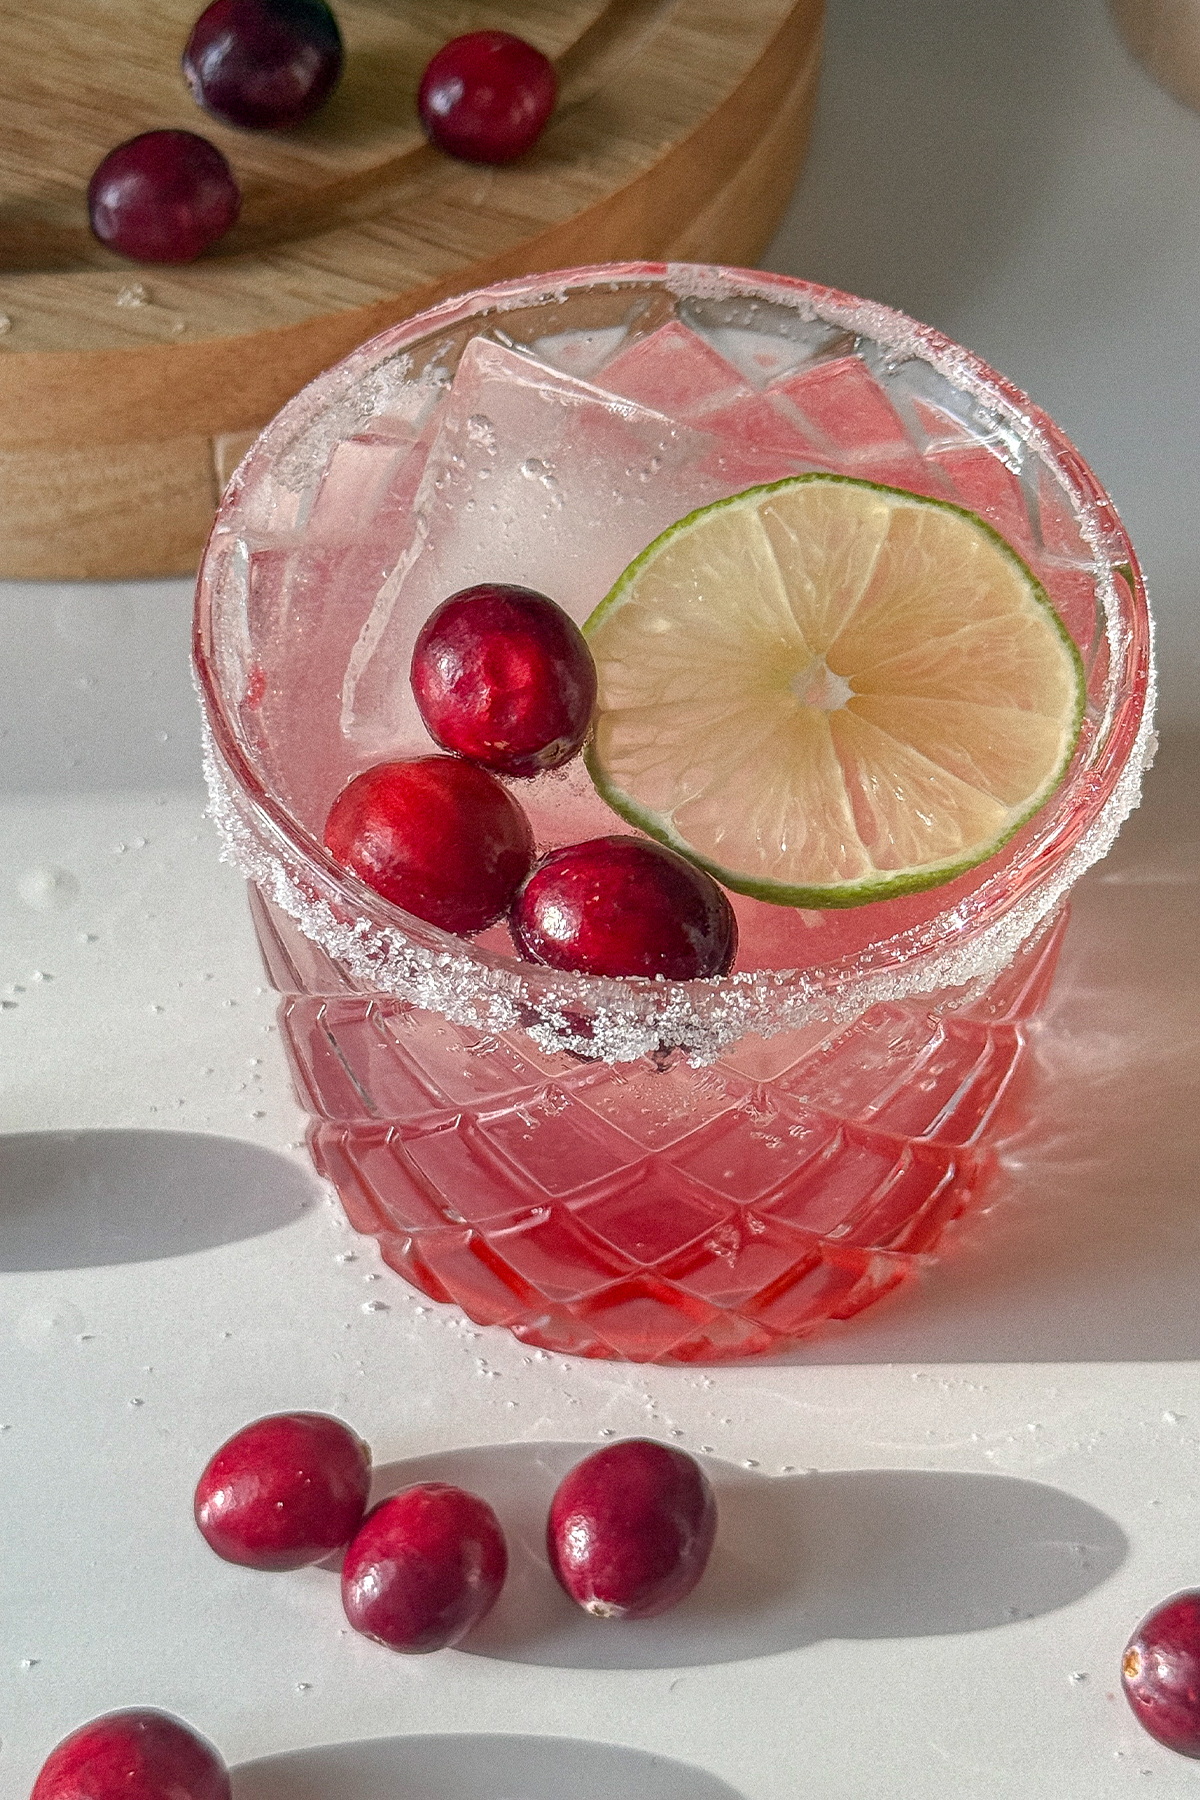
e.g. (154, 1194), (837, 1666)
(0, 0), (823, 577)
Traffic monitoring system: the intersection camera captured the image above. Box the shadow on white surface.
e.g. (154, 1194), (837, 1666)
(776, 737), (1200, 1363)
(333, 1443), (1126, 1671)
(232, 1733), (748, 1800)
(0, 1129), (318, 1269)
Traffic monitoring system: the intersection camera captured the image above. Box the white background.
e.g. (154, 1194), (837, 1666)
(2, 1), (1199, 1795)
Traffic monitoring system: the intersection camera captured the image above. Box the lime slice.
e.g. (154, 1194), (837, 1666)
(583, 474), (1086, 908)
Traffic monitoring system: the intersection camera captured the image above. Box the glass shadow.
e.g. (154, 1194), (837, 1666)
(776, 737), (1200, 1363)
(0, 1129), (318, 1270)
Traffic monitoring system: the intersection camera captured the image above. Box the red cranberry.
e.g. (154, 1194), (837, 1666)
(324, 755), (535, 935)
(194, 1411), (371, 1571)
(418, 31), (557, 164)
(1123, 1591), (1200, 1756)
(547, 1439), (717, 1620)
(31, 1709), (230, 1800)
(183, 0), (344, 131)
(411, 584), (596, 778)
(511, 835), (737, 979)
(342, 1482), (508, 1652)
(88, 131), (240, 263)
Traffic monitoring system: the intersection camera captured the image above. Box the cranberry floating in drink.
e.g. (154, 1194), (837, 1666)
(194, 265), (1153, 1361)
(88, 130), (240, 261)
(411, 583), (596, 776)
(512, 836), (737, 980)
(31, 1709), (230, 1800)
(183, 0), (344, 131)
(323, 755), (535, 934)
(418, 30), (557, 163)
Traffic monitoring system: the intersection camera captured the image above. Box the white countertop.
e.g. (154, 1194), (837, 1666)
(3, 1), (1200, 1794)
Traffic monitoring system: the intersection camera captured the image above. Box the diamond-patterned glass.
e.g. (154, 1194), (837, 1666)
(197, 269), (1150, 1362)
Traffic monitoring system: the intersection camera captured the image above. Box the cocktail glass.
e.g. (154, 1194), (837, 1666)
(194, 262), (1153, 1363)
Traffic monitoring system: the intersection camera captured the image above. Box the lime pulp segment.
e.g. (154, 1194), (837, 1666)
(582, 474), (1086, 908)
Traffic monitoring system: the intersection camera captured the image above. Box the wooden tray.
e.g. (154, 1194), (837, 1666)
(0, 0), (822, 579)
(1110, 0), (1200, 112)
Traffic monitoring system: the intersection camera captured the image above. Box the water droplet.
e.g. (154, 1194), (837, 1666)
(518, 456), (563, 507)
(466, 414), (497, 451)
(0, 314), (12, 335)
(116, 283), (148, 307)
(361, 1300), (388, 1313)
(18, 866), (78, 911)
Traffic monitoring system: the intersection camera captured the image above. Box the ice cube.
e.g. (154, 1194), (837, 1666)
(1035, 463), (1099, 564)
(369, 362), (451, 440)
(240, 430), (437, 828)
(531, 324), (631, 380)
(340, 336), (721, 755)
(598, 320), (826, 485)
(678, 303), (855, 388)
(773, 354), (930, 489)
(306, 434), (415, 540)
(597, 318), (753, 416)
(928, 441), (1037, 560)
(681, 321), (824, 389)
(880, 356), (1005, 452)
(1030, 465), (1102, 660)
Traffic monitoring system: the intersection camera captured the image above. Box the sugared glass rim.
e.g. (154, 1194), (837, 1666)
(194, 261), (1155, 1063)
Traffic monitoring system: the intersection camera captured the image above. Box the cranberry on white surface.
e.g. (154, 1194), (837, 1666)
(194, 1411), (371, 1571)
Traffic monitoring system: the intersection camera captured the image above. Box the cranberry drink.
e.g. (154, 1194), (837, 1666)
(195, 264), (1152, 1361)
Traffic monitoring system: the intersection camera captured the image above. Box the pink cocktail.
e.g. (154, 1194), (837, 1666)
(194, 263), (1153, 1362)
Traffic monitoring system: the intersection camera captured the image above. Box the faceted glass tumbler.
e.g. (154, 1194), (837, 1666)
(194, 262), (1153, 1363)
